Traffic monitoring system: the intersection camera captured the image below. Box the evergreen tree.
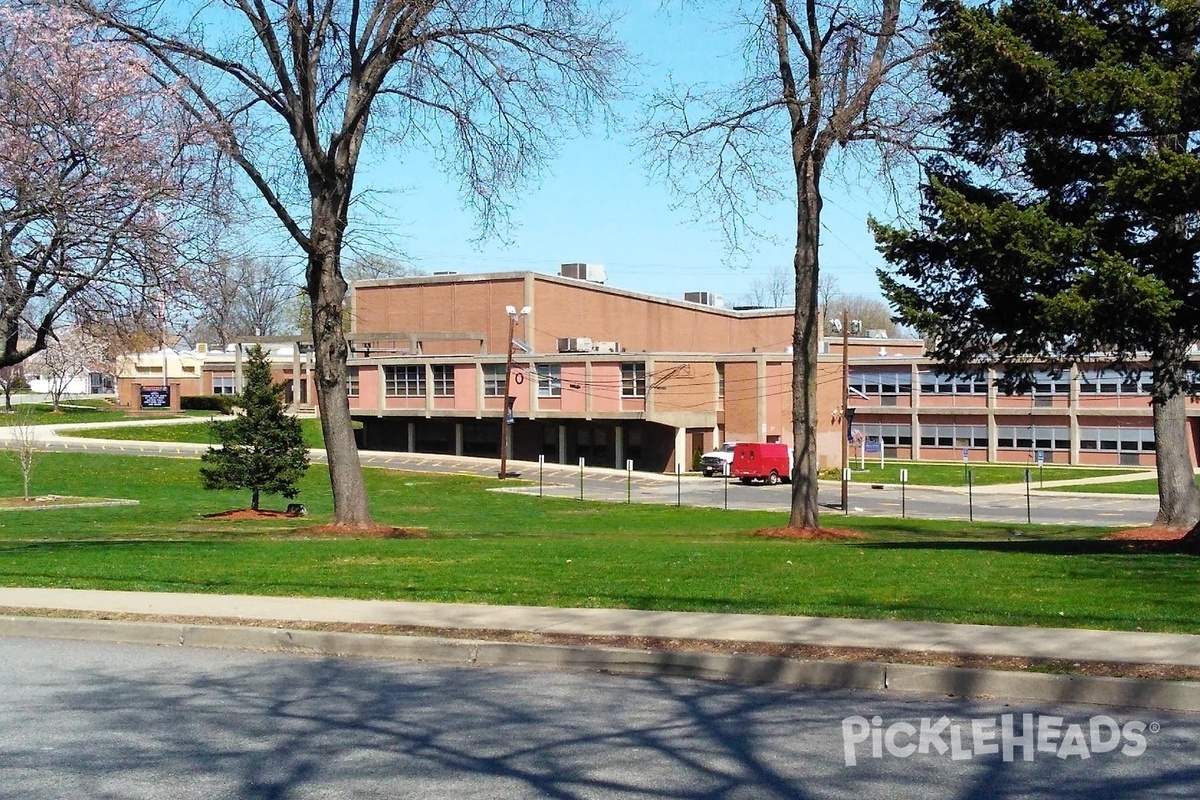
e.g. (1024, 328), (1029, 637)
(201, 345), (309, 510)
(873, 0), (1200, 534)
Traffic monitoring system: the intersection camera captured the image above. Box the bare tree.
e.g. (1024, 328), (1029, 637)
(737, 263), (793, 307)
(191, 256), (300, 346)
(0, 365), (28, 412)
(645, 0), (932, 529)
(35, 329), (106, 411)
(77, 0), (621, 527)
(817, 272), (840, 323)
(343, 253), (425, 283)
(5, 408), (39, 500)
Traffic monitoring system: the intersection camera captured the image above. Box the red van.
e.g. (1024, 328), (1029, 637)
(730, 442), (794, 485)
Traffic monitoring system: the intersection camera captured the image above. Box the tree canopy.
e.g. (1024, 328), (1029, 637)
(874, 0), (1200, 530)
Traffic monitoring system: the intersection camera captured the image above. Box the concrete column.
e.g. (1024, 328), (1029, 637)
(614, 425), (624, 469)
(455, 422), (464, 456)
(475, 363), (484, 419)
(425, 363), (433, 417)
(644, 358), (655, 415)
(558, 425), (567, 464)
(1069, 364), (1081, 465)
(987, 367), (998, 462)
(585, 360), (593, 420)
(407, 422), (416, 453)
(523, 273), (536, 353)
(291, 343), (301, 412)
(234, 345), (244, 393)
(757, 356), (768, 440)
(674, 426), (687, 474)
(378, 365), (386, 410)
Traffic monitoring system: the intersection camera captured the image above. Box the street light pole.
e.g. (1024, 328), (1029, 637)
(498, 305), (529, 479)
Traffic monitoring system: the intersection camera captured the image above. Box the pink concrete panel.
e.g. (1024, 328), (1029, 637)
(384, 397), (425, 410)
(588, 364), (624, 413)
(453, 365), (477, 411)
(559, 365), (588, 413)
(919, 395), (989, 409)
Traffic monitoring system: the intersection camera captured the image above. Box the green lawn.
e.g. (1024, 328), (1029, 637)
(2, 401), (203, 426)
(58, 418), (329, 449)
(0, 452), (1195, 634)
(1047, 476), (1200, 495)
(821, 460), (1146, 487)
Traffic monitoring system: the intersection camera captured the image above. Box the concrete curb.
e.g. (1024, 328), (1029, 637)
(4, 615), (1200, 712)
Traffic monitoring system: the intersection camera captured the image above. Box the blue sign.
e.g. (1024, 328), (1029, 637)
(1036, 449), (1045, 465)
(864, 438), (882, 455)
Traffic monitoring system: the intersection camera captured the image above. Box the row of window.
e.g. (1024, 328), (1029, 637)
(918, 424), (1154, 453)
(865, 369), (1156, 397)
(346, 363), (649, 399)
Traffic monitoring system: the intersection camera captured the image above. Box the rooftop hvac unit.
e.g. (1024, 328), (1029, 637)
(557, 336), (593, 353)
(195, 342), (208, 354)
(684, 291), (724, 307)
(432, 270), (458, 275)
(559, 263), (607, 283)
(592, 340), (620, 353)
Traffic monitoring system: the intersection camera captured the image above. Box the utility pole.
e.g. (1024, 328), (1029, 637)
(498, 305), (529, 479)
(841, 308), (850, 512)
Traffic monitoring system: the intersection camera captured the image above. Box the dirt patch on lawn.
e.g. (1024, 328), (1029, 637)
(202, 509), (428, 538)
(204, 509), (298, 520)
(750, 526), (864, 541)
(292, 523), (430, 539)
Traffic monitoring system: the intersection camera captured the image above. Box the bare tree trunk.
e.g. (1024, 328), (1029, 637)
(789, 167), (822, 530)
(308, 200), (373, 527)
(251, 488), (260, 511)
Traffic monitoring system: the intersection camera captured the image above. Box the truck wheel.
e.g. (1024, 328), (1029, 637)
(703, 468), (713, 477)
(766, 470), (780, 486)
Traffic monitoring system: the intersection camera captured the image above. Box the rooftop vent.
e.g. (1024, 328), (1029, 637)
(560, 263), (607, 283)
(684, 291), (725, 308)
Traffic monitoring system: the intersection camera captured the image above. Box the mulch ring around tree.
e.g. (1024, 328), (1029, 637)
(204, 509), (428, 538)
(1107, 527), (1189, 542)
(749, 526), (864, 541)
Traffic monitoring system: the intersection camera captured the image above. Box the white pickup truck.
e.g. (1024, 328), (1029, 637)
(699, 442), (738, 477)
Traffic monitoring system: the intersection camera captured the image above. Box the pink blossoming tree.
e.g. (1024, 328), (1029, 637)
(0, 6), (209, 370)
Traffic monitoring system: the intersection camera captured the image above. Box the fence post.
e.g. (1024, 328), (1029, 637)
(579, 457), (585, 501)
(968, 469), (974, 523)
(900, 468), (907, 519)
(1025, 468), (1032, 524)
(539, 454), (544, 498)
(626, 459), (633, 504)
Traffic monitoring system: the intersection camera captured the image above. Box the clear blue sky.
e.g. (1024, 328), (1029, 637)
(339, 3), (916, 307)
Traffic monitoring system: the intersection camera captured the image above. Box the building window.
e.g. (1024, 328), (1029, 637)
(482, 363), (506, 397)
(536, 364), (561, 398)
(432, 365), (454, 397)
(621, 363), (646, 397)
(855, 423), (912, 446)
(212, 375), (237, 395)
(1079, 427), (1154, 452)
(996, 426), (1069, 450)
(919, 424), (988, 448)
(1078, 369), (1151, 395)
(716, 364), (725, 399)
(384, 365), (424, 397)
(850, 369), (913, 396)
(345, 369), (359, 397)
(918, 371), (987, 395)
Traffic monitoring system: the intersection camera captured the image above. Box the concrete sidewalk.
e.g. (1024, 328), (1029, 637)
(2, 587), (1197, 667)
(5, 588), (1200, 711)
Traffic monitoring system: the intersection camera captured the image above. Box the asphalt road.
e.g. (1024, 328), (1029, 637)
(34, 432), (1158, 528)
(1, 637), (1197, 799)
